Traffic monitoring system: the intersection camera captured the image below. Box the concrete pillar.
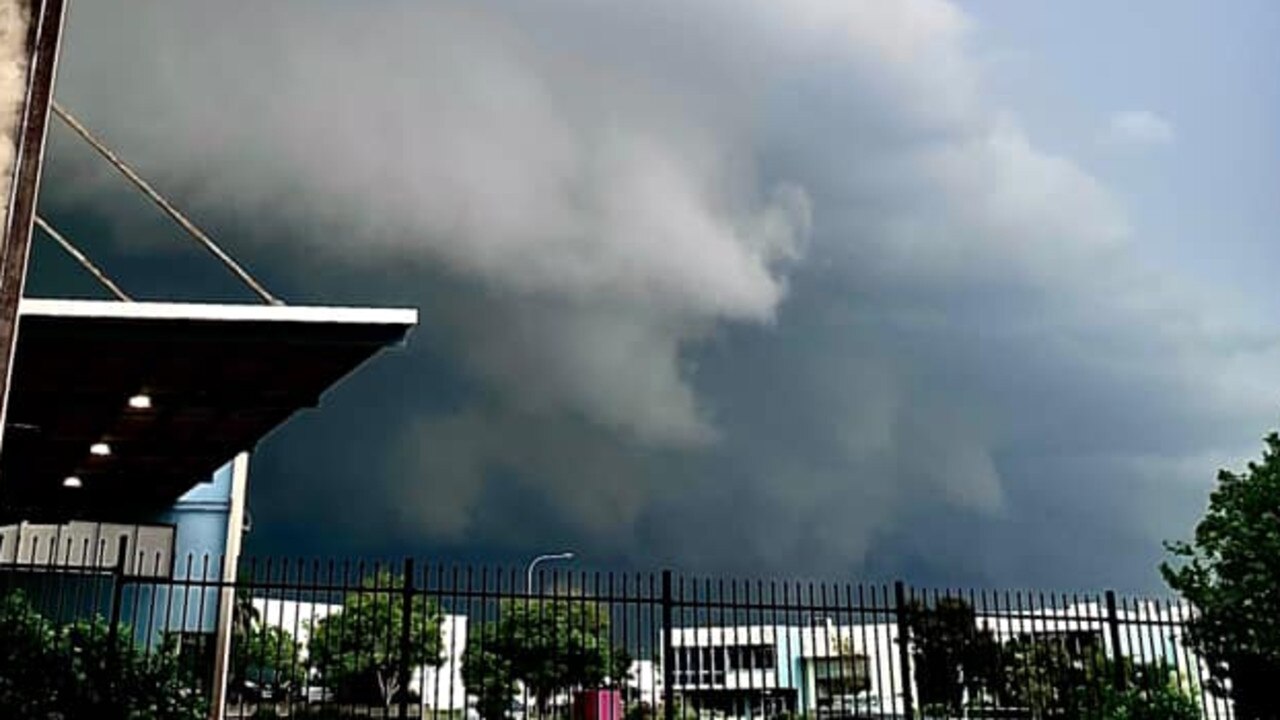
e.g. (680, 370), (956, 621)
(208, 451), (250, 720)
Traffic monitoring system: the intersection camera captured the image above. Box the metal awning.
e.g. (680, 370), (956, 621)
(0, 298), (416, 516)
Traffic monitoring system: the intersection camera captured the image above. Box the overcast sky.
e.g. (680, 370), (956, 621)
(29, 0), (1280, 591)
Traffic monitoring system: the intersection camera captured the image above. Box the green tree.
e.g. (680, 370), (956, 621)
(232, 587), (260, 643)
(903, 597), (1000, 713)
(227, 588), (305, 697)
(998, 637), (1105, 718)
(463, 639), (519, 720)
(1161, 430), (1280, 719)
(999, 638), (1198, 720)
(234, 623), (306, 694)
(309, 571), (444, 709)
(462, 598), (629, 719)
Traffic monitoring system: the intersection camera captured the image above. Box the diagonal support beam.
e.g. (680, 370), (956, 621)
(34, 215), (132, 301)
(51, 101), (282, 306)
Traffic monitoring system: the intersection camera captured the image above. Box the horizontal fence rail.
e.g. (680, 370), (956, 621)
(0, 554), (1235, 720)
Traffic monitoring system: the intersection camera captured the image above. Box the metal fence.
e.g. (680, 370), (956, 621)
(0, 552), (1236, 719)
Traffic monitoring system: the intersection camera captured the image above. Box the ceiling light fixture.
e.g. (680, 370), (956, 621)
(90, 442), (111, 457)
(127, 393), (152, 410)
(62, 476), (82, 489)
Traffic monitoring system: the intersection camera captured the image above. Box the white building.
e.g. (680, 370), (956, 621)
(665, 621), (907, 718)
(661, 602), (1233, 720)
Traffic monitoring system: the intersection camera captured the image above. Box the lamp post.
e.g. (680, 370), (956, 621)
(525, 551), (575, 593)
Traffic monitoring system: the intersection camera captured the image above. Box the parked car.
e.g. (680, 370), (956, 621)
(233, 668), (294, 703)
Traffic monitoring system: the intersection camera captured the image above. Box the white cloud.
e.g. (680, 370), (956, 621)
(1105, 109), (1177, 146)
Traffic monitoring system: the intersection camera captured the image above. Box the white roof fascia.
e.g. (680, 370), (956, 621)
(19, 298), (418, 327)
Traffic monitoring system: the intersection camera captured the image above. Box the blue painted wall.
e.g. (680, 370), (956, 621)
(155, 462), (234, 577)
(133, 461), (236, 638)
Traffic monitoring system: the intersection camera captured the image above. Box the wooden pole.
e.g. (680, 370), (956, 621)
(0, 0), (68, 469)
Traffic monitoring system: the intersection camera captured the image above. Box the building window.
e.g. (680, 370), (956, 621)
(727, 645), (775, 671)
(813, 655), (871, 701)
(673, 647), (727, 686)
(673, 644), (778, 685)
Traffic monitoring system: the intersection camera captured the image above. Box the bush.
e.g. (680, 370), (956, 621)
(0, 590), (208, 719)
(625, 701), (655, 720)
(0, 591), (64, 718)
(1096, 678), (1199, 720)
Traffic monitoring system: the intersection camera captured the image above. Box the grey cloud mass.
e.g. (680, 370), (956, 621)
(40, 0), (1280, 588)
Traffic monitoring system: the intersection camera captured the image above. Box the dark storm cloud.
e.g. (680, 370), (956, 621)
(38, 0), (1280, 587)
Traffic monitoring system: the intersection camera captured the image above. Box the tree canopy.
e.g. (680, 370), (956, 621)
(233, 623), (305, 694)
(903, 597), (1000, 713)
(309, 571), (444, 708)
(903, 596), (1197, 719)
(462, 598), (629, 720)
(1162, 430), (1280, 719)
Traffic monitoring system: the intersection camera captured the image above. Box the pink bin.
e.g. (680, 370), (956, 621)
(574, 689), (624, 720)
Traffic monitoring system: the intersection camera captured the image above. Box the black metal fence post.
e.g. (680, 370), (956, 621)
(1105, 590), (1126, 691)
(398, 557), (415, 719)
(894, 581), (916, 719)
(106, 536), (128, 686)
(661, 570), (674, 720)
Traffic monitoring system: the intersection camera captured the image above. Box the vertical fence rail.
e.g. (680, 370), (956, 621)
(105, 538), (127, 684)
(1105, 589), (1127, 693)
(398, 557), (415, 719)
(893, 580), (915, 720)
(661, 569), (675, 720)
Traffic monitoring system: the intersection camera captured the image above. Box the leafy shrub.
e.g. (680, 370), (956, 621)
(1095, 669), (1200, 720)
(0, 591), (64, 718)
(624, 701), (655, 720)
(0, 590), (207, 719)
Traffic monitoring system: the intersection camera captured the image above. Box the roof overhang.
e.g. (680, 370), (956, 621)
(0, 298), (417, 517)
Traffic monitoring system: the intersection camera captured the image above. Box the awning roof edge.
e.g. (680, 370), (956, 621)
(20, 298), (418, 329)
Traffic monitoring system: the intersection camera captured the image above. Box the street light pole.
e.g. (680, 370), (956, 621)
(526, 551), (575, 593)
